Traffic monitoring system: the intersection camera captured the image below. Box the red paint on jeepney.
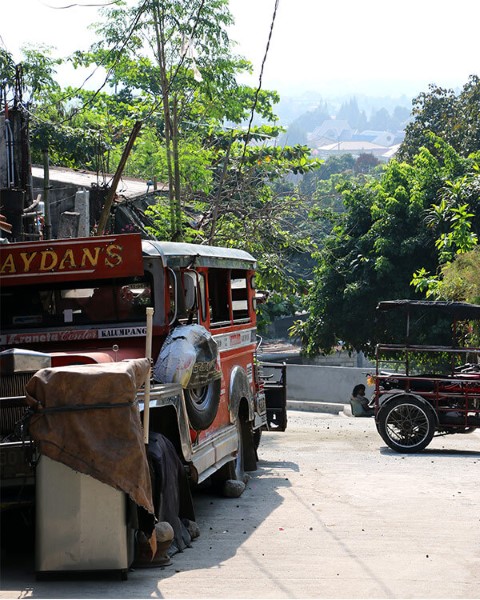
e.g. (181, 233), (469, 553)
(0, 234), (144, 286)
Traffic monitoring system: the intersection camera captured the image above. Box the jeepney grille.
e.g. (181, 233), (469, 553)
(0, 373), (31, 440)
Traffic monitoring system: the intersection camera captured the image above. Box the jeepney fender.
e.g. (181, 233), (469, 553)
(138, 383), (239, 486)
(50, 351), (115, 367)
(377, 390), (439, 425)
(137, 383), (193, 462)
(229, 365), (254, 423)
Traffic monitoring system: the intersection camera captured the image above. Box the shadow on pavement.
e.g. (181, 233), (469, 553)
(0, 459), (295, 598)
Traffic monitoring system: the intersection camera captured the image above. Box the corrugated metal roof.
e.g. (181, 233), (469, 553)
(319, 141), (386, 151)
(31, 166), (167, 199)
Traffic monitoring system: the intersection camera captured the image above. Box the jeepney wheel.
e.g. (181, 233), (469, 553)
(184, 379), (221, 431)
(212, 412), (256, 487)
(377, 396), (435, 453)
(232, 416), (247, 481)
(226, 414), (252, 481)
(253, 427), (262, 451)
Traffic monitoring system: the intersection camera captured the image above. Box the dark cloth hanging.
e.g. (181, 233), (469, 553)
(147, 432), (196, 554)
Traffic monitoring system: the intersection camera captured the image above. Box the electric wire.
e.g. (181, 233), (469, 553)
(39, 1), (121, 8)
(239, 0), (279, 169)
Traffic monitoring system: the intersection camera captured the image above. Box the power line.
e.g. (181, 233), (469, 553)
(239, 0), (279, 168)
(39, 1), (121, 8)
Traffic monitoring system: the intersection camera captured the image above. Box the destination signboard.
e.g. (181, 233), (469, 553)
(0, 234), (144, 286)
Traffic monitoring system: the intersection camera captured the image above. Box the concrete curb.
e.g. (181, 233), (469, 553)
(287, 400), (344, 415)
(286, 400), (356, 419)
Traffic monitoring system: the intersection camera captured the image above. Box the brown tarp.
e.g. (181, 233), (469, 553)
(25, 359), (154, 517)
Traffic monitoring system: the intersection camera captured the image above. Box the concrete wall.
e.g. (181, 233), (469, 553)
(284, 364), (375, 405)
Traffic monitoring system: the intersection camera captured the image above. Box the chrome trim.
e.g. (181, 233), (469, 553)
(0, 348), (51, 374)
(191, 425), (238, 484)
(137, 383), (192, 462)
(167, 267), (178, 326)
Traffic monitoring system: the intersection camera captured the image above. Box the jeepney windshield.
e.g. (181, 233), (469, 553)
(0, 275), (153, 330)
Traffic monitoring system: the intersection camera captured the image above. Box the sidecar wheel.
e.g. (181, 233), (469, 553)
(377, 396), (435, 453)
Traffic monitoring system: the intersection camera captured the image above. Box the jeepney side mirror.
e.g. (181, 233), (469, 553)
(184, 273), (197, 312)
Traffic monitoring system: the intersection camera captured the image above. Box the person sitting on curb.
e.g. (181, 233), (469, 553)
(350, 384), (374, 417)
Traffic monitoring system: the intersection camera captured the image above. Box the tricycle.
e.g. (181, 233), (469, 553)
(371, 300), (480, 452)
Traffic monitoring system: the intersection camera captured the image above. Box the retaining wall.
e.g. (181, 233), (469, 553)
(285, 364), (375, 405)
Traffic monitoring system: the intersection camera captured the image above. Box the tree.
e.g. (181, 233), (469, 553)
(368, 107), (392, 130)
(299, 154), (355, 196)
(392, 105), (411, 129)
(410, 153), (480, 299)
(354, 153), (380, 174)
(435, 247), (480, 305)
(67, 0), (324, 309)
(296, 136), (477, 356)
(73, 0), (272, 239)
(398, 75), (480, 162)
(0, 45), (61, 105)
(337, 97), (367, 130)
(145, 126), (321, 300)
(2, 6), (324, 328)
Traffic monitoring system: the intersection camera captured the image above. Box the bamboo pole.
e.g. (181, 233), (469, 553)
(95, 121), (142, 236)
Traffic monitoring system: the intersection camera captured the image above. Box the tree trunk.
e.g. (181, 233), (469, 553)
(172, 96), (182, 241)
(153, 2), (176, 239)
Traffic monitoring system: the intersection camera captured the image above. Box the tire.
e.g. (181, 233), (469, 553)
(213, 413), (256, 486)
(253, 428), (262, 451)
(184, 379), (221, 431)
(377, 396), (436, 453)
(231, 416), (247, 481)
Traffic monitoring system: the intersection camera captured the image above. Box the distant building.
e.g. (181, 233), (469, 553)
(352, 130), (395, 146)
(314, 140), (388, 159)
(308, 118), (401, 161)
(307, 119), (354, 146)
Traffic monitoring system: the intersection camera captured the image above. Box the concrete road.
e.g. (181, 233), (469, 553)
(2, 410), (480, 599)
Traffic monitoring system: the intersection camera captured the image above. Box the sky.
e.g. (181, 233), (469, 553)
(1, 0), (479, 100)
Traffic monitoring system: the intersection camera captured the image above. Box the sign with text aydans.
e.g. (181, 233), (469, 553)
(0, 234), (144, 286)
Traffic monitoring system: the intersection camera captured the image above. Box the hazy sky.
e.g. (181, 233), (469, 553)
(1, 0), (478, 98)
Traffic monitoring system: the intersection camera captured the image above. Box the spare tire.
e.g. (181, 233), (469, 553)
(154, 324), (221, 430)
(184, 379), (221, 431)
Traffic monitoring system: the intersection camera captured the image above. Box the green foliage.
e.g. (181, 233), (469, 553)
(300, 154), (355, 196)
(299, 134), (479, 356)
(435, 248), (480, 304)
(1, 45), (61, 105)
(145, 199), (200, 242)
(410, 150), (480, 300)
(398, 76), (480, 162)
(0, 8), (324, 329)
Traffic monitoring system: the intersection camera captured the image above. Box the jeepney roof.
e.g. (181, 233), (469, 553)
(141, 240), (256, 270)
